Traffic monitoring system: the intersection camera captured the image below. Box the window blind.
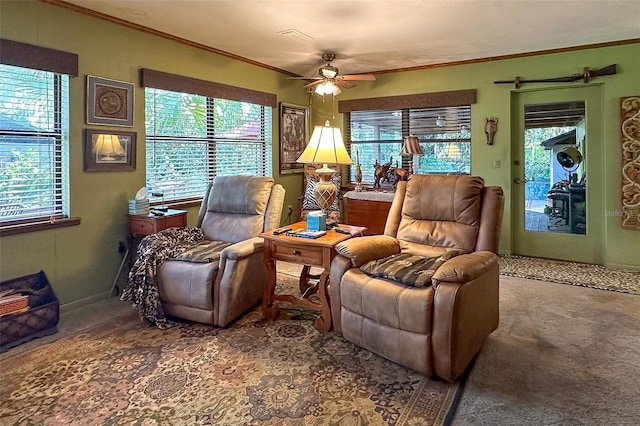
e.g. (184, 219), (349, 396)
(0, 64), (69, 224)
(145, 88), (272, 202)
(347, 105), (471, 183)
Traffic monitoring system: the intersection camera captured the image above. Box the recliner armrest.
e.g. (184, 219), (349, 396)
(335, 235), (400, 267)
(431, 251), (498, 286)
(220, 237), (264, 260)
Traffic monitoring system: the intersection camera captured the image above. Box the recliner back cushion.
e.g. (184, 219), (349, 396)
(397, 175), (484, 254)
(200, 176), (274, 242)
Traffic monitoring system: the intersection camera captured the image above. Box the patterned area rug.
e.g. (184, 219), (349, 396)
(499, 255), (640, 295)
(0, 277), (462, 425)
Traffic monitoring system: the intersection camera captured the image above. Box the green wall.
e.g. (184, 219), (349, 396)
(1, 0), (638, 310)
(319, 43), (640, 270)
(0, 0), (308, 308)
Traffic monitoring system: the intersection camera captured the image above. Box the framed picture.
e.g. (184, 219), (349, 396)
(86, 75), (134, 126)
(279, 102), (309, 174)
(83, 129), (136, 172)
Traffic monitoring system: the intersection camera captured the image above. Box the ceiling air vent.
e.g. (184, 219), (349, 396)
(277, 29), (313, 42)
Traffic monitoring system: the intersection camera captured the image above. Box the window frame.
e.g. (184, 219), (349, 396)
(339, 90), (476, 186)
(0, 38), (80, 237)
(144, 87), (273, 205)
(345, 105), (472, 184)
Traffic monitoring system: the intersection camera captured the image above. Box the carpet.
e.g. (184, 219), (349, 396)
(499, 255), (640, 295)
(0, 277), (462, 425)
(453, 275), (640, 425)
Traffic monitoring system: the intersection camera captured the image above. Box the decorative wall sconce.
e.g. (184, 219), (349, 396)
(484, 117), (498, 145)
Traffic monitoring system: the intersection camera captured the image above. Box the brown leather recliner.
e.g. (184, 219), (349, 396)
(158, 176), (285, 327)
(329, 175), (504, 382)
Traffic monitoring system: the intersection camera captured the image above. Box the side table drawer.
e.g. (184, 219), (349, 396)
(129, 218), (154, 235)
(270, 241), (324, 266)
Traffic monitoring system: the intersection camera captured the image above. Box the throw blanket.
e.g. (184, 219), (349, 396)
(121, 227), (204, 328)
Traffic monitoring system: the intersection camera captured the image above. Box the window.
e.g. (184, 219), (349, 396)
(0, 64), (69, 225)
(145, 88), (272, 202)
(346, 105), (471, 184)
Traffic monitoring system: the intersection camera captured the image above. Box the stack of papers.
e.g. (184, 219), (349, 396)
(129, 187), (150, 215)
(128, 199), (149, 215)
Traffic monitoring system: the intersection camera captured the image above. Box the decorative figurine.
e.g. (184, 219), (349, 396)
(373, 157), (393, 188)
(354, 148), (363, 192)
(484, 117), (498, 145)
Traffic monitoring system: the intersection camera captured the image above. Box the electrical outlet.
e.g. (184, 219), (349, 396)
(287, 205), (293, 215)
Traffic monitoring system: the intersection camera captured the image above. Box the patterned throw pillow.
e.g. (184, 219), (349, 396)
(302, 175), (341, 213)
(359, 251), (459, 287)
(170, 240), (232, 263)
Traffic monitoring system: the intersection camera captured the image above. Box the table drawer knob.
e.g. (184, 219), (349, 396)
(292, 250), (301, 255)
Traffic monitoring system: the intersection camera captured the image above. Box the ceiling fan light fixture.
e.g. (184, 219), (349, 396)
(315, 80), (340, 96)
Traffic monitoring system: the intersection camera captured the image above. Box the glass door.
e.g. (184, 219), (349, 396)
(512, 86), (604, 263)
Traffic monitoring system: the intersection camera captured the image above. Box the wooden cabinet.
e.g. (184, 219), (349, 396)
(127, 209), (187, 236)
(344, 191), (394, 235)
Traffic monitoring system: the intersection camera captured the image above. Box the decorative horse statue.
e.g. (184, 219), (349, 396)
(373, 157), (393, 188)
(394, 167), (409, 187)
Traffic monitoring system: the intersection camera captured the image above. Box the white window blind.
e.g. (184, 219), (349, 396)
(347, 105), (471, 183)
(0, 64), (69, 224)
(145, 88), (272, 202)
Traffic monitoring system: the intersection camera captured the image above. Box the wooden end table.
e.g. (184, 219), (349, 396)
(261, 221), (366, 332)
(127, 209), (188, 236)
(109, 209), (187, 298)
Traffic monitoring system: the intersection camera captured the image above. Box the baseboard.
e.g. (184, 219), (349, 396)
(604, 262), (640, 271)
(60, 291), (111, 315)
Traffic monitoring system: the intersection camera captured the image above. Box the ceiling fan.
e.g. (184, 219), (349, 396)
(290, 53), (375, 95)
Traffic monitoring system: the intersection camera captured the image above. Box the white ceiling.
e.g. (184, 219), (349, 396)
(63, 0), (640, 78)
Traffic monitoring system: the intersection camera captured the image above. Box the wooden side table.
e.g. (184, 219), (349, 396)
(109, 209), (187, 298)
(127, 209), (188, 236)
(261, 221), (366, 332)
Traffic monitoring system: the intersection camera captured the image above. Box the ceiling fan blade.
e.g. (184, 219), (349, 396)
(336, 80), (356, 89)
(341, 74), (376, 81)
(286, 76), (322, 80)
(304, 80), (324, 88)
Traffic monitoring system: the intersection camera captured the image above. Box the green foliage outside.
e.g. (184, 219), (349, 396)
(524, 127), (573, 200)
(0, 65), (64, 218)
(145, 89), (271, 200)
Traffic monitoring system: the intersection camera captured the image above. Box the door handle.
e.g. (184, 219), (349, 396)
(513, 177), (528, 184)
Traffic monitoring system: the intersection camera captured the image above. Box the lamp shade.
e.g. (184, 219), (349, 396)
(296, 122), (351, 215)
(401, 134), (424, 156)
(296, 122), (352, 165)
